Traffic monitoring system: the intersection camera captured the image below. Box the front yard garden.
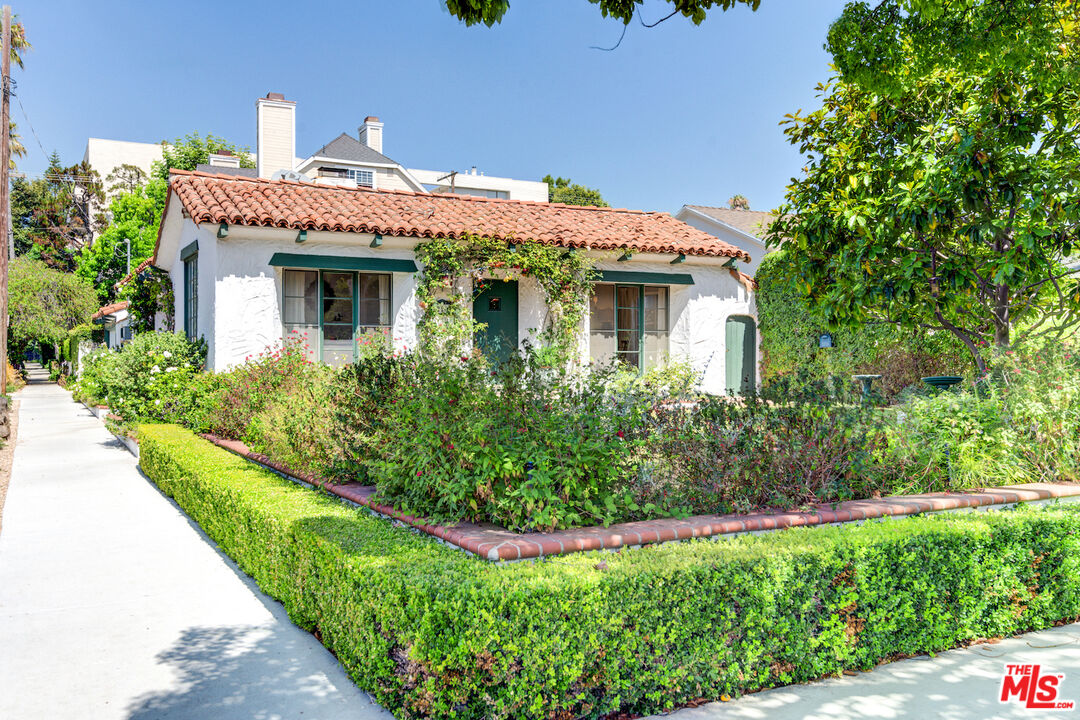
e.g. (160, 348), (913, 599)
(139, 422), (1080, 719)
(69, 328), (1080, 533)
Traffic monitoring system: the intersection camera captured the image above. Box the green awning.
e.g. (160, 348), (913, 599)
(269, 252), (418, 273)
(598, 270), (695, 285)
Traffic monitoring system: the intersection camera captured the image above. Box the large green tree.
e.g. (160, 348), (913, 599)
(445, 0), (759, 26)
(76, 177), (168, 305)
(8, 256), (98, 362)
(153, 132), (254, 181)
(768, 0), (1080, 375)
(542, 174), (609, 207)
(14, 152), (104, 271)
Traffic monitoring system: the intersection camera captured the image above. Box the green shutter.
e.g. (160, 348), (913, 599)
(599, 270), (694, 285)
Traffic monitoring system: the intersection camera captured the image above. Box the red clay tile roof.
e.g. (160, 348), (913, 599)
(114, 259), (152, 290)
(92, 301), (129, 320)
(165, 170), (751, 261)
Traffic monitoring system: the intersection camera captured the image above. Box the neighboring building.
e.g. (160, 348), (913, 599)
(83, 92), (547, 205)
(674, 205), (776, 277)
(152, 171), (760, 395)
(91, 301), (132, 350)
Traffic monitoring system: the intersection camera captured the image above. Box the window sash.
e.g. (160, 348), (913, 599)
(282, 268), (392, 365)
(183, 255), (198, 340)
(589, 283), (669, 370)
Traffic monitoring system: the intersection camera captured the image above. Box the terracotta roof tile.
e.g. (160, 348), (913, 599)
(113, 259), (153, 290)
(92, 300), (129, 320)
(165, 170), (751, 261)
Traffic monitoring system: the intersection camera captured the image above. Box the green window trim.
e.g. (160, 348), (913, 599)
(598, 270), (694, 285)
(281, 267), (393, 366)
(590, 283), (670, 371)
(270, 252), (417, 274)
(180, 240), (199, 262)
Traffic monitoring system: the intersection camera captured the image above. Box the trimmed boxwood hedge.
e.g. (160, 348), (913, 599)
(139, 424), (1080, 719)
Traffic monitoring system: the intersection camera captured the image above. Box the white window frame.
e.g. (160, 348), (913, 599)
(347, 168), (375, 188)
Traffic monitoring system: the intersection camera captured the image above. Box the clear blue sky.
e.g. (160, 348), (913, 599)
(15, 0), (849, 213)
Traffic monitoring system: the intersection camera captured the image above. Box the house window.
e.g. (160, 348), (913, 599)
(183, 254), (198, 340)
(589, 284), (669, 370)
(282, 268), (391, 366)
(347, 169), (374, 188)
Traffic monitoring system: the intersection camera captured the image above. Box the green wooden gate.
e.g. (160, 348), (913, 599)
(725, 315), (757, 395)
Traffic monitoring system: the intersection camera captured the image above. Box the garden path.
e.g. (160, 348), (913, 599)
(0, 381), (392, 719)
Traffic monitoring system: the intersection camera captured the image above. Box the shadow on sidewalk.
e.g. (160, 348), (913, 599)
(125, 624), (387, 720)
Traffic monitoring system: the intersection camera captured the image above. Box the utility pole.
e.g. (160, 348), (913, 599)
(0, 6), (11, 395)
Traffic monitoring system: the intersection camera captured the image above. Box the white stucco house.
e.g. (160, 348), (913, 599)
(152, 170), (761, 395)
(674, 205), (776, 277)
(91, 301), (132, 350)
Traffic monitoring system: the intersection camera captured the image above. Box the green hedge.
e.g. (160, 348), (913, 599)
(139, 424), (1080, 719)
(757, 251), (969, 398)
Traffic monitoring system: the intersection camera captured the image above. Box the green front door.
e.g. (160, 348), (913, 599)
(725, 315), (757, 395)
(473, 280), (519, 364)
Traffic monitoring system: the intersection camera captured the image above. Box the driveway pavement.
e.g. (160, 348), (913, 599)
(0, 380), (391, 719)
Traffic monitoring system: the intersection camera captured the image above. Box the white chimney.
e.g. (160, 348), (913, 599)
(359, 116), (383, 155)
(208, 151), (240, 168)
(256, 92), (296, 179)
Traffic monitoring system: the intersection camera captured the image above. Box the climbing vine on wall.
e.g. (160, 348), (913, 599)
(413, 235), (598, 364)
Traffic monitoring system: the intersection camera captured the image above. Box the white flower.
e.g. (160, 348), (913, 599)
(166, 366), (177, 372)
(162, 351), (172, 359)
(155, 399), (161, 405)
(151, 365), (161, 374)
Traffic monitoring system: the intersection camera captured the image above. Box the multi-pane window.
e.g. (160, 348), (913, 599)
(347, 169), (374, 187)
(283, 270), (319, 360)
(282, 268), (391, 366)
(589, 284), (669, 370)
(183, 255), (198, 340)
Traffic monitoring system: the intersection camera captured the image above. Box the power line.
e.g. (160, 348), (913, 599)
(13, 81), (50, 161)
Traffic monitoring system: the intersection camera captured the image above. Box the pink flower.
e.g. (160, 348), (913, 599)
(416, 470), (423, 477)
(616, 430), (625, 439)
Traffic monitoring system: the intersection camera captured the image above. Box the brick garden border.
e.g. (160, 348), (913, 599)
(200, 433), (1080, 561)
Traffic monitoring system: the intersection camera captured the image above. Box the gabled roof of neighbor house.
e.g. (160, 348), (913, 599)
(92, 300), (129, 320)
(682, 205), (776, 240)
(307, 133), (398, 166)
(161, 170), (752, 261)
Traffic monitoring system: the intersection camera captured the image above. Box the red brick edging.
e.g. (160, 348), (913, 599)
(198, 434), (1080, 562)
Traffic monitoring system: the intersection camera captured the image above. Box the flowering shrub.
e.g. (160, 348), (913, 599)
(205, 340), (313, 439)
(330, 351), (651, 531)
(69, 332), (205, 424)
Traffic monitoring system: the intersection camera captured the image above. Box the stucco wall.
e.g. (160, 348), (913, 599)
(589, 257), (758, 395)
(210, 228), (419, 370)
(165, 222), (758, 391)
(676, 211), (769, 277)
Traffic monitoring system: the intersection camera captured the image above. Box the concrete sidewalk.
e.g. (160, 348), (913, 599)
(650, 624), (1080, 720)
(0, 382), (390, 719)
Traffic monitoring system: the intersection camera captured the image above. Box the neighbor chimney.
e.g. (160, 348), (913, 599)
(256, 92), (296, 178)
(359, 116), (383, 155)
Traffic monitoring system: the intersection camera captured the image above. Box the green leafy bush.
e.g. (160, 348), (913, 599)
(139, 424), (1080, 720)
(757, 250), (968, 399)
(205, 340), (313, 438)
(68, 331), (206, 423)
(882, 344), (1080, 490)
(330, 352), (648, 531)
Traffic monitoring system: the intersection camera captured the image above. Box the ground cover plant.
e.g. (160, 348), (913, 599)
(139, 423), (1080, 720)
